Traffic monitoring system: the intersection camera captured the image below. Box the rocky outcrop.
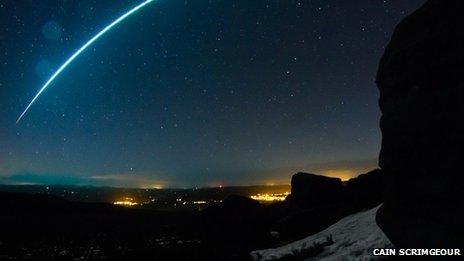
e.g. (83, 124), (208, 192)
(271, 171), (384, 241)
(288, 172), (344, 209)
(202, 170), (386, 249)
(345, 169), (384, 211)
(376, 0), (464, 248)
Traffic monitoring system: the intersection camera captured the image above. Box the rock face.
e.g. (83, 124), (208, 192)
(289, 172), (344, 209)
(345, 169), (384, 211)
(272, 171), (384, 241)
(376, 0), (464, 248)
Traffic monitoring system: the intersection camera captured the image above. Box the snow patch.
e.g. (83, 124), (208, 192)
(251, 205), (392, 260)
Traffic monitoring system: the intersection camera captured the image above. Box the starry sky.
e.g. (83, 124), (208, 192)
(0, 0), (425, 188)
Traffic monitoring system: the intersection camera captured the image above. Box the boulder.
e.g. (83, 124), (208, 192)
(288, 172), (344, 209)
(345, 169), (384, 211)
(272, 171), (384, 241)
(376, 0), (464, 248)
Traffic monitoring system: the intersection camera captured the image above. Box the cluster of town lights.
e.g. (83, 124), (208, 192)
(250, 192), (290, 202)
(113, 197), (139, 206)
(112, 192), (290, 207)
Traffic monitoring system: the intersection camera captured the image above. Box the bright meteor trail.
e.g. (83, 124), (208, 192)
(16, 0), (155, 123)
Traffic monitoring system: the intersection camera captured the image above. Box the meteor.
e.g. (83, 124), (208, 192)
(16, 0), (156, 123)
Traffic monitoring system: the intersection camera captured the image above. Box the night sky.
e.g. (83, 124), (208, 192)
(0, 0), (425, 188)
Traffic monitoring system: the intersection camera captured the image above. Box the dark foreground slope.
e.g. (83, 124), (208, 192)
(0, 191), (202, 260)
(0, 170), (384, 260)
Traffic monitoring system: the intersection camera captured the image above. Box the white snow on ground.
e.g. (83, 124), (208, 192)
(250, 205), (392, 261)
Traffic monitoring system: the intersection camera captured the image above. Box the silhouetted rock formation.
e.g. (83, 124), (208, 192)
(288, 172), (344, 209)
(271, 173), (346, 240)
(376, 0), (464, 248)
(269, 170), (384, 241)
(345, 169), (384, 211)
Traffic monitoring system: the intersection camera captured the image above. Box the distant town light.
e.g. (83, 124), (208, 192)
(113, 201), (138, 206)
(250, 192), (290, 202)
(113, 197), (138, 206)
